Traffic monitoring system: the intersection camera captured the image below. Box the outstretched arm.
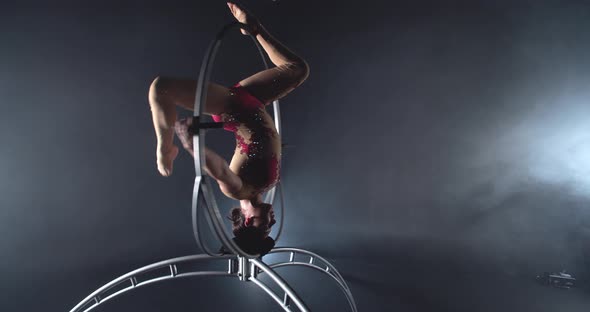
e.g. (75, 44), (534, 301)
(204, 147), (243, 195)
(227, 2), (310, 104)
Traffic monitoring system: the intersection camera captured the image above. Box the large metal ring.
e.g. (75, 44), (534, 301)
(191, 22), (285, 258)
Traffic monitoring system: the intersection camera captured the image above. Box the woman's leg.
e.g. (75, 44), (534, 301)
(173, 117), (243, 195)
(148, 77), (232, 176)
(227, 2), (310, 105)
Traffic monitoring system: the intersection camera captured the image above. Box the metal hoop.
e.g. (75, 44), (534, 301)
(191, 22), (285, 258)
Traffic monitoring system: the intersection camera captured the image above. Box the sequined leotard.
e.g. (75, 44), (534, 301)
(212, 83), (281, 199)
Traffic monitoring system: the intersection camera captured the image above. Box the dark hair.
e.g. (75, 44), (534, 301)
(219, 207), (275, 257)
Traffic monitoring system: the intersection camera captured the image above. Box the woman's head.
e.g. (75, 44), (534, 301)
(235, 202), (276, 230)
(227, 203), (276, 256)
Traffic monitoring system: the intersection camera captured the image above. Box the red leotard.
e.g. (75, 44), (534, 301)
(212, 83), (281, 196)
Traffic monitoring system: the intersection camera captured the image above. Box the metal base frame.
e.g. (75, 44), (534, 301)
(69, 249), (357, 312)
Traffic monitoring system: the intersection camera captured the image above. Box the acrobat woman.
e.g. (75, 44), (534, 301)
(147, 2), (309, 255)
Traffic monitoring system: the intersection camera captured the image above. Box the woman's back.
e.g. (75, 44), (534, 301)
(214, 84), (282, 199)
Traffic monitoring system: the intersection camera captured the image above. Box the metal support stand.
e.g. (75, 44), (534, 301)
(70, 249), (357, 312)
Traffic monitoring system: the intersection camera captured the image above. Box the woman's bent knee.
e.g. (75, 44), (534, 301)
(150, 75), (163, 91)
(149, 76), (172, 103)
(296, 61), (310, 82)
(287, 61), (310, 86)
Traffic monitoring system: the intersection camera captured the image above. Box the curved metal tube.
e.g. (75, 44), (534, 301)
(70, 249), (356, 312)
(250, 258), (310, 312)
(268, 262), (357, 312)
(69, 254), (235, 312)
(192, 176), (222, 256)
(249, 278), (294, 311)
(269, 248), (350, 290)
(267, 248), (358, 312)
(272, 181), (285, 242)
(191, 21), (285, 258)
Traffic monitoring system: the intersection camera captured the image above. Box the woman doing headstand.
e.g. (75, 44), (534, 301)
(148, 2), (309, 255)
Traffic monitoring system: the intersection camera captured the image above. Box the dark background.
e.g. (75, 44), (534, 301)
(2, 0), (590, 311)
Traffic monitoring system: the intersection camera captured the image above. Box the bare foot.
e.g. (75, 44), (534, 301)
(157, 145), (178, 177)
(226, 2), (260, 36)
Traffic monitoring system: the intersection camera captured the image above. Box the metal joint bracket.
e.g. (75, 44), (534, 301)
(238, 256), (251, 281)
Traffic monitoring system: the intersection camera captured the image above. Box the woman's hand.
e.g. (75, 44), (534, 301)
(226, 2), (260, 36)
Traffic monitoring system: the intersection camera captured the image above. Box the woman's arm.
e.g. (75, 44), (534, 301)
(204, 147), (243, 194)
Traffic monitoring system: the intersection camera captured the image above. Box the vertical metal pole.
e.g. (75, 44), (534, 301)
(238, 256), (251, 281)
(228, 258), (238, 274)
(250, 261), (259, 279)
